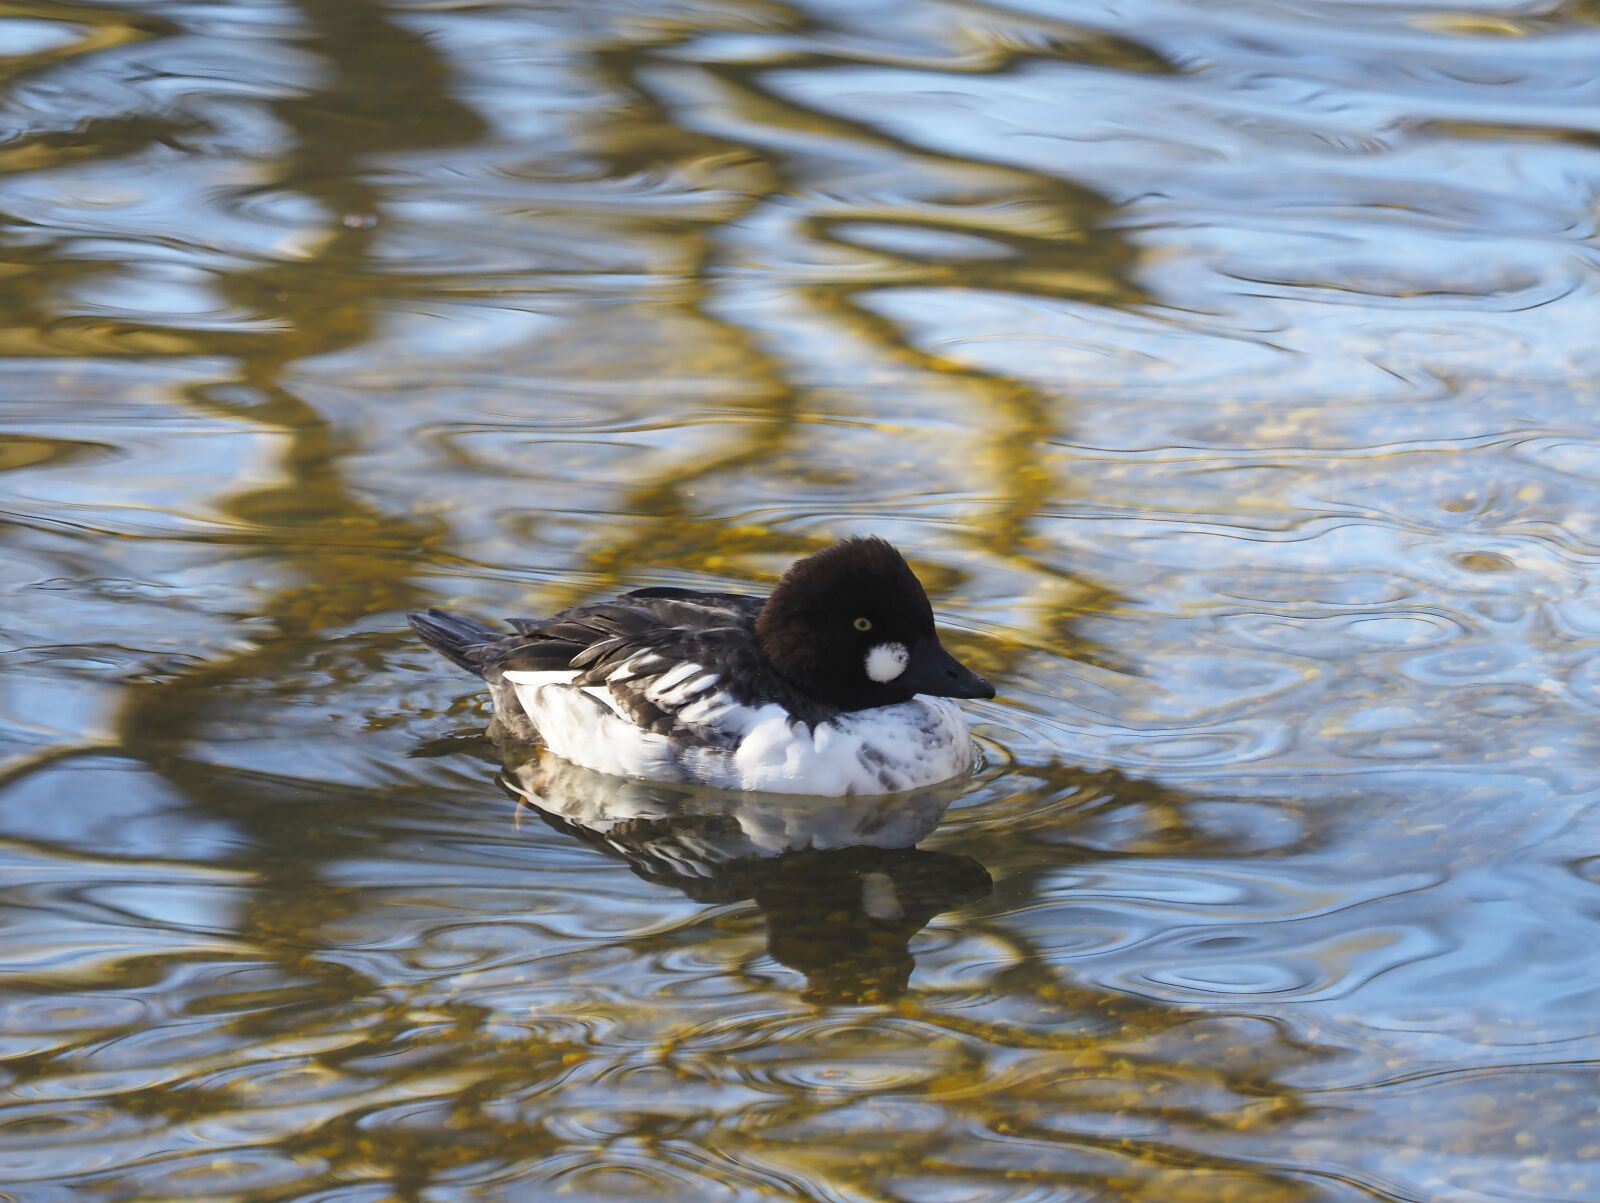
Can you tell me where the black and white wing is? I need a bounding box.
[489,588,805,745]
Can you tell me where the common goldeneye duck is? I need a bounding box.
[408,536,996,795]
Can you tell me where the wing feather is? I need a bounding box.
[481,589,803,743]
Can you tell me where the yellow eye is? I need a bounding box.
[853,617,873,632]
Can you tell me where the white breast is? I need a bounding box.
[501,668,976,796]
[705,698,973,795]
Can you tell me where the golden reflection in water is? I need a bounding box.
[502,744,994,1006]
[1,0,1600,1200]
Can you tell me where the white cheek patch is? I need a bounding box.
[865,642,909,684]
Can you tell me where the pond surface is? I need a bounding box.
[3,0,1600,1199]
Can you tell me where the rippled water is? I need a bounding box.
[3,0,1600,1198]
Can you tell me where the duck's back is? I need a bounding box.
[411,587,790,762]
[410,588,760,675]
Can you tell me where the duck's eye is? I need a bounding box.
[853,617,873,632]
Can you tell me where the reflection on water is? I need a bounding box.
[505,745,992,1004]
[3,0,1600,1198]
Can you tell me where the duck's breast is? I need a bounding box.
[721,698,974,796]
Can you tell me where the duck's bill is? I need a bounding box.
[902,638,996,700]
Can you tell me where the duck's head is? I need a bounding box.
[756,536,995,712]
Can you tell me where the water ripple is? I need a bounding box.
[3,0,1600,1198]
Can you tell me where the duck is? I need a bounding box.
[408,536,995,795]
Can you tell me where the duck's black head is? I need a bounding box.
[755,536,995,713]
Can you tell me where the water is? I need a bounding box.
[3,0,1599,1198]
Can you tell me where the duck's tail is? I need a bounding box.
[407,609,501,676]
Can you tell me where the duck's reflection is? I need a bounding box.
[501,745,991,1004]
